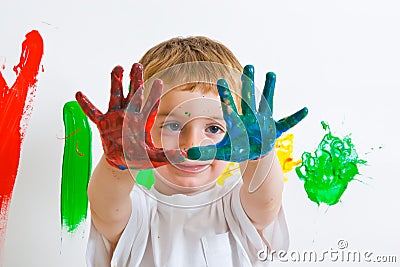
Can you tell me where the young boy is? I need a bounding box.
[76,36,307,266]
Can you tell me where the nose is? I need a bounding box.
[179,124,209,151]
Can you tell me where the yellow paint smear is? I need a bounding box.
[216,133,301,185]
[275,133,302,181]
[216,162,240,186]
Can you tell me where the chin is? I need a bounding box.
[165,164,216,187]
[154,161,229,190]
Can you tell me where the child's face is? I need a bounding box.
[151,85,229,191]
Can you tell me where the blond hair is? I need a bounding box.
[139,36,243,108]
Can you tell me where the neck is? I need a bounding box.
[153,172,216,196]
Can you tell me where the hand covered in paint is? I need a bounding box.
[76,63,185,170]
[187,65,308,162]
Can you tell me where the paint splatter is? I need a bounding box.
[184,111,191,117]
[216,162,240,186]
[135,162,240,189]
[0,30,43,250]
[275,133,302,182]
[0,57,5,70]
[295,121,366,205]
[136,169,155,189]
[61,101,92,233]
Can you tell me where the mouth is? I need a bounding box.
[173,163,210,173]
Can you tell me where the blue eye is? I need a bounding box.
[164,122,181,131]
[206,125,223,134]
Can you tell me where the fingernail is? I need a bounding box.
[243,65,254,80]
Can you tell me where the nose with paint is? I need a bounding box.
[174,121,216,172]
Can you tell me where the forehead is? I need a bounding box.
[142,61,242,107]
[156,86,224,119]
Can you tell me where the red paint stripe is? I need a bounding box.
[0,30,43,250]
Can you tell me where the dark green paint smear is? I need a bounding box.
[61,101,92,232]
[296,121,366,205]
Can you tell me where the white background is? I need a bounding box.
[1,0,399,266]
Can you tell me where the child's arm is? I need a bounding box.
[76,63,184,247]
[188,65,308,231]
[87,155,136,246]
[239,68,306,230]
[238,68,306,230]
[239,150,283,230]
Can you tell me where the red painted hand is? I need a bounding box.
[76,63,185,170]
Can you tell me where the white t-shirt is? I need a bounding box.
[86,171,289,267]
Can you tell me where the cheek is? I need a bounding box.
[150,126,162,147]
[210,160,231,180]
[215,133,225,143]
[207,133,225,145]
[151,125,181,149]
[158,129,180,149]
[161,137,177,149]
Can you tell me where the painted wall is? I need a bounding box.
[1,0,399,266]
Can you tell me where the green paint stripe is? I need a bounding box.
[61,101,92,233]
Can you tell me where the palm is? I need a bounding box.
[76,63,184,170]
[187,65,308,162]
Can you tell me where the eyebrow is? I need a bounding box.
[155,113,172,118]
[156,112,224,121]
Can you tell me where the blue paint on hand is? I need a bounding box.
[187,65,308,162]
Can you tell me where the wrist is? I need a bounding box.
[242,148,276,165]
[105,156,128,170]
[240,150,277,190]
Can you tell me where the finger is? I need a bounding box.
[187,132,235,161]
[187,144,219,161]
[148,147,186,166]
[217,79,239,126]
[188,141,247,162]
[259,72,276,114]
[130,87,144,113]
[221,115,251,162]
[275,107,308,138]
[142,79,163,117]
[143,79,163,144]
[144,123,156,148]
[125,63,144,107]
[75,91,103,124]
[108,66,124,112]
[241,65,257,116]
[187,131,232,160]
